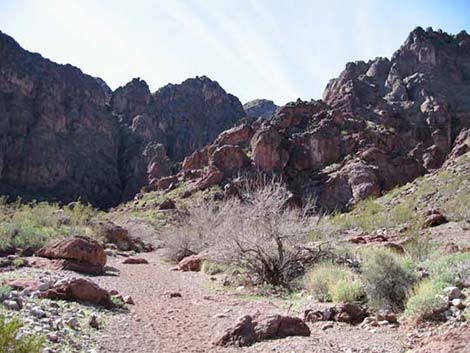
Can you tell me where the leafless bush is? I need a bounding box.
[159,182,336,285]
[159,202,223,262]
[208,183,326,286]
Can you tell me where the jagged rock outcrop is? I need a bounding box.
[243,99,278,119]
[153,28,470,210]
[0,31,245,206]
[111,76,246,200]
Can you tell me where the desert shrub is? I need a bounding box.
[306,263,364,303]
[0,285,12,300]
[0,200,97,252]
[331,278,365,303]
[404,280,447,322]
[160,202,223,262]
[426,252,470,287]
[111,296,126,309]
[360,248,416,310]
[201,260,226,275]
[212,183,324,286]
[160,183,329,286]
[0,316,44,353]
[402,231,434,262]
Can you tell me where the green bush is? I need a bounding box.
[0,285,12,299]
[360,248,416,310]
[201,260,226,275]
[426,252,470,286]
[404,280,447,322]
[0,200,97,252]
[306,263,364,303]
[0,316,44,353]
[330,278,365,303]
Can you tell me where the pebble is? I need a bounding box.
[89,313,100,329]
[124,295,135,304]
[451,298,465,310]
[65,317,80,330]
[47,332,59,343]
[31,306,47,318]
[3,299,21,310]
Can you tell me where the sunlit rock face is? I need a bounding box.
[155,28,470,211]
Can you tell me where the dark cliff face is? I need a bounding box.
[0,31,122,207]
[155,27,470,211]
[110,76,246,200]
[0,32,246,207]
[152,76,246,161]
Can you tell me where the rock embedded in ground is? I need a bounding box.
[304,303,368,325]
[158,198,177,210]
[177,254,204,272]
[444,287,462,300]
[122,257,149,265]
[39,278,113,309]
[215,314,310,347]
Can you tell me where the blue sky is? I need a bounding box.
[1,1,469,105]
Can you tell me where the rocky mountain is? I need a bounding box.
[0,31,122,208]
[243,99,278,119]
[0,31,245,207]
[153,27,470,211]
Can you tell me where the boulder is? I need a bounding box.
[214,314,310,347]
[39,278,113,309]
[254,315,311,340]
[36,236,106,274]
[214,315,257,347]
[304,303,367,325]
[250,126,289,172]
[214,124,254,146]
[423,210,447,228]
[177,254,204,272]
[210,145,250,175]
[159,198,176,210]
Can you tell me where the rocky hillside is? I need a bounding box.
[152,27,470,211]
[0,31,245,207]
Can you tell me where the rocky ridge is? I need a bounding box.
[0,31,245,207]
[152,27,470,211]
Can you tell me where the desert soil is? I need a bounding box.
[93,252,407,353]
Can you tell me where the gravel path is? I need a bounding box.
[94,252,407,353]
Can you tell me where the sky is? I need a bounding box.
[1,1,469,105]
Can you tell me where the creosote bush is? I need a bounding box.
[306,263,364,303]
[0,316,44,353]
[360,248,416,311]
[404,280,446,323]
[0,199,97,252]
[201,260,226,275]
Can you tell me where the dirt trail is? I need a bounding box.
[94,252,406,353]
